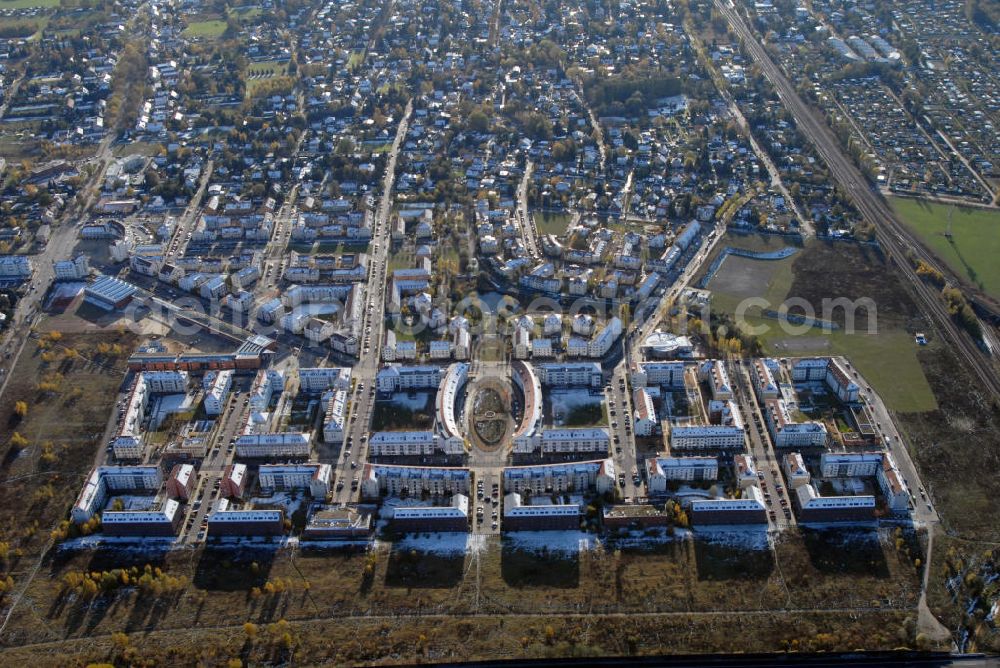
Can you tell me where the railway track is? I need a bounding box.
[716,0,1000,403]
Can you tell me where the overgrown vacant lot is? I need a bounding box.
[0,330,135,564]
[0,527,927,663]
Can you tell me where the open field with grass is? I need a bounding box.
[0,0,58,9]
[707,235,936,413]
[243,60,292,98]
[533,211,573,237]
[0,15,47,38]
[890,196,1000,300]
[182,18,227,39]
[0,527,929,663]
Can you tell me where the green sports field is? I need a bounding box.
[890,196,1000,299]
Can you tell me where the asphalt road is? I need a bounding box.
[332,99,413,504]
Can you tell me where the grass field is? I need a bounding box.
[706,235,936,413]
[347,51,365,70]
[0,0,58,8]
[533,211,573,237]
[0,15,47,39]
[890,196,1000,299]
[182,19,227,39]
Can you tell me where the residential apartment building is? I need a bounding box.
[391,494,470,533]
[258,464,332,498]
[249,369,284,412]
[763,398,828,448]
[631,361,686,389]
[72,465,163,523]
[298,367,352,393]
[220,463,248,499]
[360,464,471,499]
[102,497,183,536]
[503,493,581,531]
[322,389,347,443]
[536,362,603,387]
[165,463,196,501]
[368,430,465,456]
[690,486,767,525]
[819,452,881,478]
[376,364,443,393]
[502,459,615,495]
[207,498,284,536]
[751,359,780,400]
[669,425,745,451]
[202,370,233,416]
[783,452,811,488]
[647,457,718,493]
[794,484,876,523]
[235,432,311,459]
[633,388,657,436]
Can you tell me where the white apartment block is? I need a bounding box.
[826,359,861,403]
[701,360,733,400]
[763,398,828,448]
[437,363,468,443]
[298,367,351,393]
[249,369,284,412]
[536,362,603,387]
[646,457,718,492]
[588,317,622,357]
[361,464,471,499]
[752,359,780,400]
[783,452,811,488]
[631,362,686,389]
[203,370,233,416]
[878,452,909,512]
[669,425,745,450]
[633,388,657,436]
[53,255,90,281]
[531,338,553,358]
[733,453,757,489]
[513,427,610,454]
[235,432,311,459]
[322,389,347,443]
[430,340,453,360]
[258,464,332,498]
[820,451,882,478]
[0,255,32,278]
[144,370,189,393]
[368,430,464,456]
[792,358,829,382]
[73,465,163,523]
[376,364,443,393]
[792,357,863,404]
[502,459,615,495]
